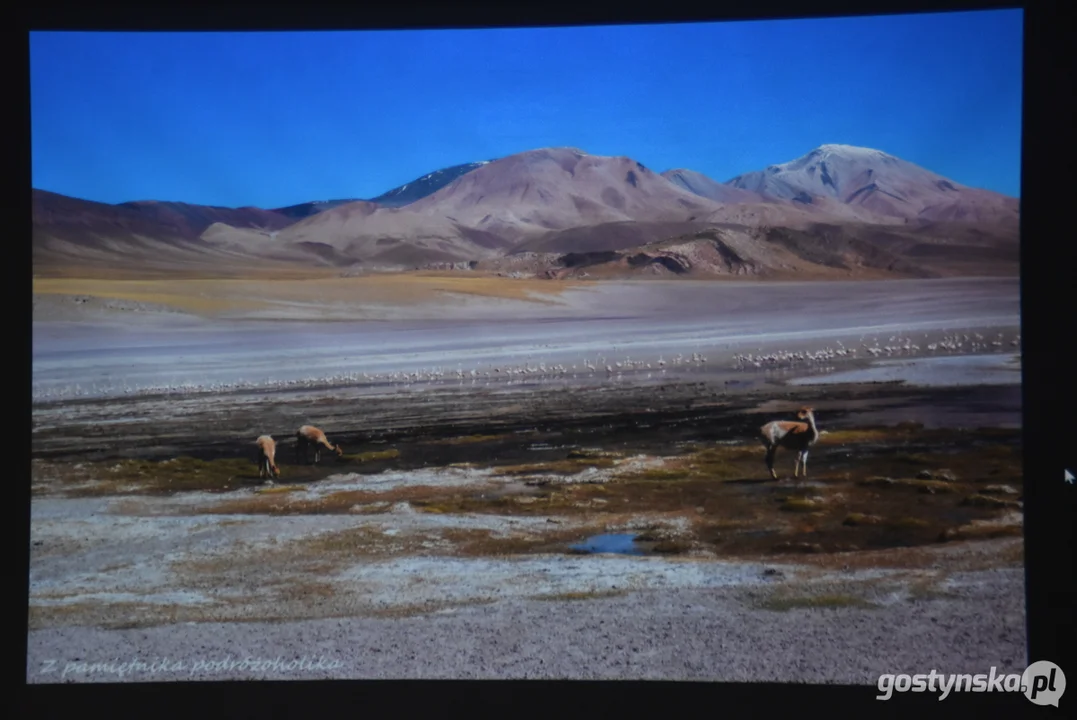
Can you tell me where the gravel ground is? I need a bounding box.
[27,561,1026,683]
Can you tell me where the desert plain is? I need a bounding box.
[28,270,1025,683]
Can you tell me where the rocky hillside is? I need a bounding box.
[32,144,1019,278]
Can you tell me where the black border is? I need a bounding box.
[16,0,1074,716]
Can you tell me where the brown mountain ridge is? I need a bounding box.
[32,144,1019,279]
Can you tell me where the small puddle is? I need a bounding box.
[569,533,647,555]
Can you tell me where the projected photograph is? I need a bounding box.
[29,9,1024,683]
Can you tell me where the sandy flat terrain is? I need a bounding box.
[28,275,1026,684]
[29,556,1024,683]
[32,277,1019,401]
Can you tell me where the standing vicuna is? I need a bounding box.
[296,424,344,465]
[759,406,821,480]
[255,435,280,481]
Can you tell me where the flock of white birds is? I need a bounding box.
[31,330,1020,403]
[732,332,1019,370]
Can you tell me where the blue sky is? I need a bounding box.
[30,9,1023,208]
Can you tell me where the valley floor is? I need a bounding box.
[27,275,1026,683]
[32,275,1019,402]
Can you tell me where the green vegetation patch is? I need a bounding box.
[56,456,261,496]
[758,593,878,612]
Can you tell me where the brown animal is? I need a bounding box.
[296,424,343,465]
[255,435,280,481]
[759,406,820,480]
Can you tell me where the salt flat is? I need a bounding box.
[32,277,1019,401]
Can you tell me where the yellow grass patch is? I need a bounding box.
[757,593,878,611]
[779,496,823,512]
[254,484,306,494]
[340,449,401,463]
[202,485,441,516]
[34,272,579,317]
[529,589,627,602]
[939,521,1024,542]
[820,429,899,444]
[46,456,259,497]
[428,434,507,445]
[493,457,617,476]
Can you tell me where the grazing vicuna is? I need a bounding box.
[296,424,343,465]
[255,435,280,481]
[759,406,820,480]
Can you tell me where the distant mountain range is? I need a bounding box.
[726,144,1019,225]
[270,160,494,219]
[32,144,1020,279]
